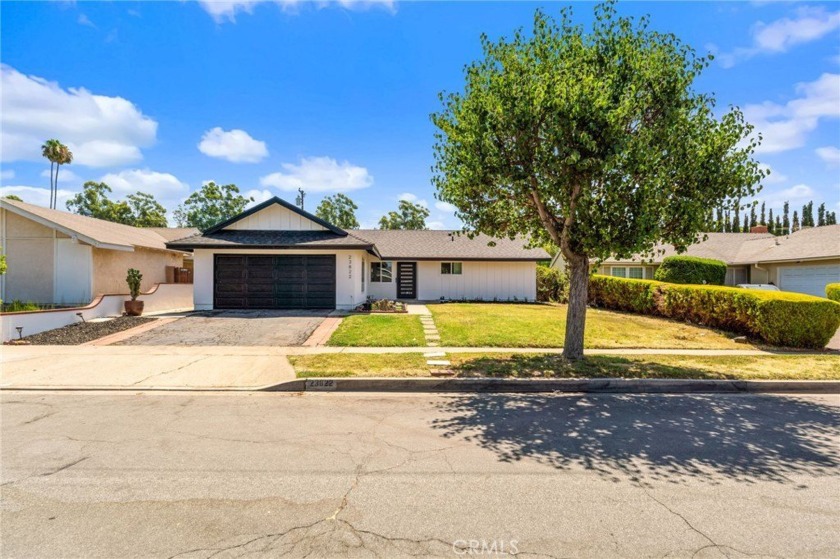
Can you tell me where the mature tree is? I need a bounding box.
[828,211,837,226]
[768,208,774,234]
[817,202,826,227]
[126,192,168,227]
[749,204,757,230]
[378,200,430,230]
[316,193,360,229]
[774,215,782,234]
[802,201,814,227]
[782,201,790,235]
[2,195,22,202]
[760,202,766,226]
[66,182,167,226]
[732,206,741,235]
[42,139,73,210]
[431,4,763,360]
[792,210,800,232]
[173,182,253,231]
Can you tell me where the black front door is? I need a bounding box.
[396,262,417,299]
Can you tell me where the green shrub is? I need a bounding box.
[588,275,840,349]
[126,268,143,300]
[1,299,41,313]
[827,283,840,302]
[537,266,569,303]
[589,275,658,314]
[654,255,727,285]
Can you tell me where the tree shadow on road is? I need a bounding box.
[430,393,840,484]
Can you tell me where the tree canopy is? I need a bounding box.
[378,200,430,230]
[431,3,764,359]
[173,182,253,231]
[316,193,360,229]
[41,139,73,210]
[66,182,168,228]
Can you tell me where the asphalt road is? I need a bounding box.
[2,392,839,558]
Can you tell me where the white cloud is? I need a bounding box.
[197,0,394,22]
[744,73,840,153]
[0,169,14,181]
[1,65,158,167]
[98,169,189,208]
[243,188,274,206]
[718,7,840,67]
[759,183,815,206]
[260,156,373,192]
[816,146,840,167]
[0,186,74,208]
[198,127,268,163]
[427,221,446,230]
[77,14,96,28]
[758,163,787,185]
[435,200,457,213]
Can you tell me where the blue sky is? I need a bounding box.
[1,0,838,228]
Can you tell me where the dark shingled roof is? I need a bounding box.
[352,230,548,260]
[167,228,549,260]
[166,230,377,250]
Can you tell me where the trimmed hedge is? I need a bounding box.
[589,275,840,349]
[827,283,840,302]
[537,266,569,303]
[654,256,727,285]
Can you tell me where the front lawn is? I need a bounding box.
[430,303,750,349]
[327,314,426,347]
[289,352,840,380]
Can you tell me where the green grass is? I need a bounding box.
[429,303,752,349]
[327,314,426,347]
[290,353,429,377]
[290,352,840,380]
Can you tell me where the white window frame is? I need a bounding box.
[361,258,366,292]
[371,261,393,283]
[611,266,646,279]
[441,262,463,275]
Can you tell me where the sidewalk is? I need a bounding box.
[1,344,830,391]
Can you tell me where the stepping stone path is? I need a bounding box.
[419,311,454,376]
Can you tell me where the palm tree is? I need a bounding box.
[41,139,73,209]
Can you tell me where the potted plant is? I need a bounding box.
[124,268,144,316]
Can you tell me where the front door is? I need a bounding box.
[396,262,417,299]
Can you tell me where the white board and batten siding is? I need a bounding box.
[224,205,328,231]
[367,260,537,302]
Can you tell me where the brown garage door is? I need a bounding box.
[214,255,336,309]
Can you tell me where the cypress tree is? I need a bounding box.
[760,202,766,225]
[782,201,790,235]
[768,208,775,234]
[818,203,826,226]
[792,210,800,232]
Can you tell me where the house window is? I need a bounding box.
[612,266,645,279]
[371,261,393,283]
[441,262,463,275]
[362,258,366,292]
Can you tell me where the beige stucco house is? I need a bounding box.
[0,199,197,305]
[167,197,548,310]
[553,226,840,297]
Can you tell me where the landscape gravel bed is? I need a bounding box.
[10,317,155,345]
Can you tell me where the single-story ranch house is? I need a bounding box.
[0,198,196,305]
[167,197,549,310]
[553,226,840,297]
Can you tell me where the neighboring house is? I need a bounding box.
[0,199,197,305]
[553,226,840,297]
[167,197,549,310]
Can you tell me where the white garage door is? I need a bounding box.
[778,264,840,297]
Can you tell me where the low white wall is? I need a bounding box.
[0,283,193,341]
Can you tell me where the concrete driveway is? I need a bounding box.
[2,392,838,558]
[117,309,330,346]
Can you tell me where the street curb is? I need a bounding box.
[264,378,840,394]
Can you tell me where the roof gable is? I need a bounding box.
[205,197,347,235]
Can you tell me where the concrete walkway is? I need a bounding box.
[1,346,295,390]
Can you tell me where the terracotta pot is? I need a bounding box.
[124,300,144,316]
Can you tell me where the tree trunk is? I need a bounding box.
[49,162,55,209]
[53,164,60,209]
[563,255,589,361]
